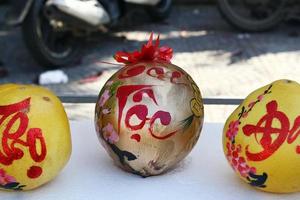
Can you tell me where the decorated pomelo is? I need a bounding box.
[0,84,71,190]
[95,34,204,177]
[223,79,300,193]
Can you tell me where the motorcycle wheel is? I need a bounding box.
[0,0,8,5]
[147,0,172,21]
[217,0,287,32]
[22,0,81,68]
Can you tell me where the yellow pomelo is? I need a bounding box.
[223,79,300,193]
[0,84,71,190]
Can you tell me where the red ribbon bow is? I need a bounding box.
[114,33,173,64]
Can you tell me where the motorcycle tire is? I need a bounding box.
[0,0,8,5]
[147,0,172,22]
[22,0,81,68]
[217,0,287,32]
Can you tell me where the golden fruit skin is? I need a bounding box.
[95,62,204,177]
[223,80,300,193]
[0,84,71,190]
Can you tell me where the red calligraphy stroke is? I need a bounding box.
[287,116,300,145]
[243,101,291,161]
[27,166,43,179]
[116,85,157,134]
[0,98,30,121]
[116,85,177,140]
[149,111,176,140]
[170,71,183,84]
[146,66,185,85]
[0,98,47,179]
[131,134,141,142]
[116,61,185,85]
[147,67,165,80]
[125,105,149,131]
[118,65,146,79]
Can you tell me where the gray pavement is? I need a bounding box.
[0,4,299,122]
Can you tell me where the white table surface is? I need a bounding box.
[1,121,300,200]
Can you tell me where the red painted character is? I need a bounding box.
[116,85,177,141]
[118,64,184,84]
[243,100,300,161]
[0,98,46,178]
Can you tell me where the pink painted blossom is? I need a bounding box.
[248,101,255,109]
[257,94,264,101]
[242,112,248,118]
[98,90,110,107]
[0,169,16,185]
[106,81,114,86]
[102,123,119,144]
[226,143,257,178]
[102,108,111,115]
[226,120,239,141]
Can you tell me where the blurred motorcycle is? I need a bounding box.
[217,0,300,32]
[5,0,172,67]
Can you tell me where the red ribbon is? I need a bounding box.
[114,33,173,64]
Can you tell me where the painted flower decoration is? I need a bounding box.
[114,33,173,64]
[0,169,16,186]
[226,143,256,178]
[226,120,239,141]
[248,102,256,109]
[99,89,110,107]
[223,85,273,189]
[257,94,264,101]
[102,108,111,115]
[102,123,119,144]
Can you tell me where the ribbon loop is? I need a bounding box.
[114,33,173,64]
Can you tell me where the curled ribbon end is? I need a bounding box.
[114,32,173,65]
